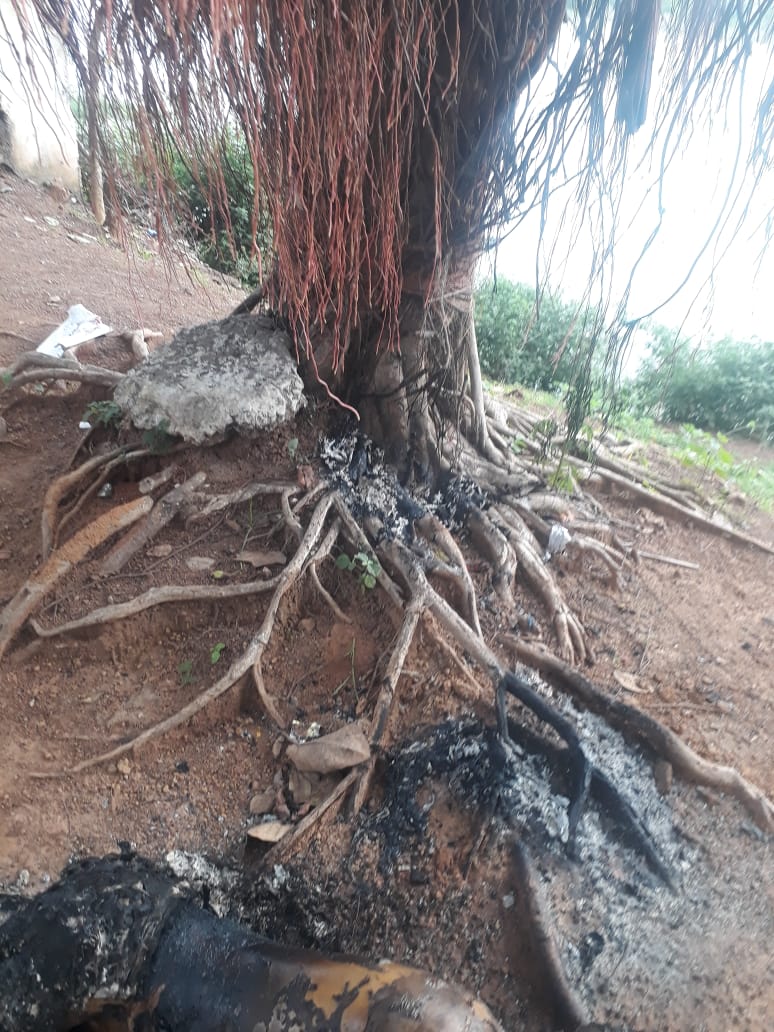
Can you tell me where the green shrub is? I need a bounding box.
[630,327,774,442]
[474,278,602,390]
[171,131,271,286]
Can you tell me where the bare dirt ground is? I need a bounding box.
[1,173,773,1030]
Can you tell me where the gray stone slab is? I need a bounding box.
[115,315,304,443]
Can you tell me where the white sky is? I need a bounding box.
[491,24,774,345]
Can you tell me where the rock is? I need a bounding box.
[248,789,275,816]
[185,556,215,571]
[148,544,173,558]
[116,757,131,776]
[114,315,305,444]
[43,215,59,227]
[286,722,370,775]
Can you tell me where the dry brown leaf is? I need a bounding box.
[246,820,290,843]
[286,722,370,774]
[613,670,652,695]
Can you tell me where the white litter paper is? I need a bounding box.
[36,304,112,358]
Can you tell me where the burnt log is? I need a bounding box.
[0,855,501,1031]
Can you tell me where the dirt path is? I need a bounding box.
[1,176,773,1031]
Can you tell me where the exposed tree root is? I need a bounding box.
[417,512,482,636]
[488,504,590,664]
[564,533,624,589]
[509,839,589,1031]
[351,599,424,813]
[41,447,129,558]
[0,497,152,662]
[99,473,207,575]
[29,492,335,777]
[0,351,125,390]
[506,638,774,833]
[467,509,518,608]
[55,448,153,548]
[181,480,300,524]
[574,461,774,557]
[30,577,283,638]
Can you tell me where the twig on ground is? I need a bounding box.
[637,549,700,570]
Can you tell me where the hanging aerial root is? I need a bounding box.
[29,492,335,778]
[506,638,774,834]
[0,497,152,663]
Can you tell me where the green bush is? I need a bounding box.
[630,327,774,442]
[474,278,601,390]
[171,131,271,286]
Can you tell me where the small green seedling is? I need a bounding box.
[82,400,123,430]
[1,371,12,388]
[336,550,380,590]
[210,642,226,664]
[178,659,194,685]
[287,436,299,460]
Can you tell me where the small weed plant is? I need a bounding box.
[336,550,380,590]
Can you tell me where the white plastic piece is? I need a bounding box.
[36,303,112,358]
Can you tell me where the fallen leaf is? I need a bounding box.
[236,549,286,568]
[247,820,290,843]
[286,722,370,775]
[288,768,314,804]
[116,757,132,776]
[613,670,651,695]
